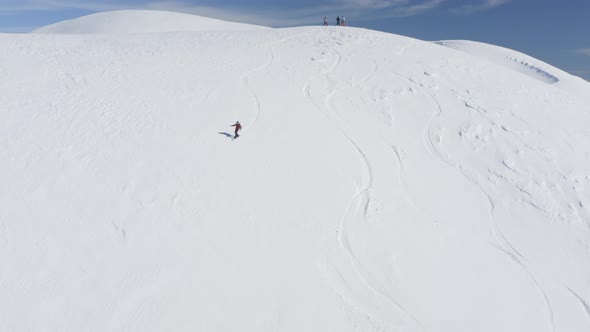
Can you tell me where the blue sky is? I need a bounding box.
[1,0,588,80]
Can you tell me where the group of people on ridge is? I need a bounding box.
[323,16,346,26]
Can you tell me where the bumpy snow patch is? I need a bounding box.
[32,10,268,34]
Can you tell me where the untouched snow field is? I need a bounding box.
[1,10,590,331]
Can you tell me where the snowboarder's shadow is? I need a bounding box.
[218,132,234,139]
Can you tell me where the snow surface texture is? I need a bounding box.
[2,10,590,332]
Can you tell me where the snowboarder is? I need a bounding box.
[231,121,242,139]
[336,16,341,26]
[341,16,346,26]
[323,16,328,26]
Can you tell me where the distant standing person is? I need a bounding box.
[323,16,328,26]
[341,16,346,26]
[336,16,341,26]
[231,121,242,139]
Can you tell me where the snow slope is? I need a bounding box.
[435,40,589,95]
[1,10,590,332]
[32,10,267,34]
[435,40,562,84]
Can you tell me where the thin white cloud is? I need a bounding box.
[42,0,131,11]
[451,0,511,15]
[326,0,446,14]
[574,48,590,57]
[332,0,409,10]
[159,0,446,25]
[393,0,445,17]
[0,0,132,13]
[0,0,446,28]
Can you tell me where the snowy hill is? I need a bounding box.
[2,10,590,332]
[435,40,590,94]
[32,10,267,34]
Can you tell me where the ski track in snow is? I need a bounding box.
[302,30,420,326]
[241,29,318,132]
[452,88,583,225]
[565,286,590,322]
[400,70,557,332]
[356,59,379,87]
[430,95,556,332]
[390,144,419,211]
[352,36,419,213]
[446,91,560,332]
[424,87,527,262]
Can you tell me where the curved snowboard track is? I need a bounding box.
[302,30,420,326]
[241,29,318,132]
[565,286,590,322]
[411,74,556,332]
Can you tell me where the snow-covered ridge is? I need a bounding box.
[32,10,268,34]
[435,40,565,84]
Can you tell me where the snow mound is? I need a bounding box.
[32,10,268,34]
[436,40,563,84]
[2,23,590,331]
